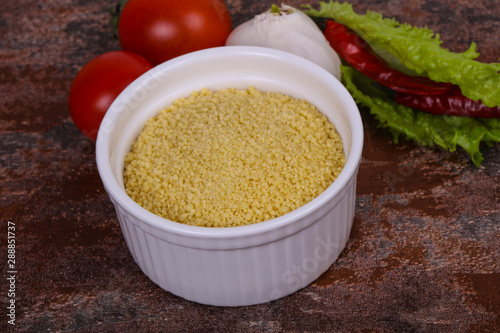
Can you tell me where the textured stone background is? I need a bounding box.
[1,0,499,332]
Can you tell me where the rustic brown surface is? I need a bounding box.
[1,0,499,332]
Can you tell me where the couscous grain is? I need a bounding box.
[123,87,346,227]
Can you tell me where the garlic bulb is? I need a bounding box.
[226,4,342,80]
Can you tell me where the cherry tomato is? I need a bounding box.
[118,0,232,65]
[69,51,153,141]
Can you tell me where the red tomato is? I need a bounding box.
[118,0,232,65]
[69,51,153,141]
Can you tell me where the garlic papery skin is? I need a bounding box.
[226,4,342,80]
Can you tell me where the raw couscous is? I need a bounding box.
[123,86,346,227]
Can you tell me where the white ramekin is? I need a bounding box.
[96,46,363,306]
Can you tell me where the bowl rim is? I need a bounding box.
[95,46,363,243]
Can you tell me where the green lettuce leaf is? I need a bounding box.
[303,1,500,108]
[341,65,500,166]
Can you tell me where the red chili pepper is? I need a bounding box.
[395,86,500,118]
[324,20,453,96]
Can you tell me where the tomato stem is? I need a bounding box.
[108,0,128,39]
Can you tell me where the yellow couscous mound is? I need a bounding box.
[123,87,346,227]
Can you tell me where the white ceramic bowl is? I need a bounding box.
[96,46,363,306]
